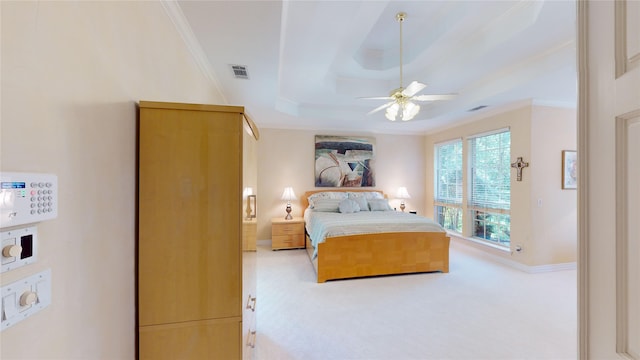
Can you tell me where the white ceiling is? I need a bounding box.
[174,0,577,135]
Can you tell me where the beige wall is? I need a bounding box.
[255,128,427,240]
[1,2,223,358]
[425,103,577,266]
[530,105,577,265]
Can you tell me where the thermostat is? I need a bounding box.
[0,172,58,229]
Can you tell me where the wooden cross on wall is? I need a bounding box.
[511,157,529,181]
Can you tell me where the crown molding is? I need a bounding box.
[160,0,227,103]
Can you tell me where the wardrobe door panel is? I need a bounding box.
[139,319,241,360]
[139,107,242,326]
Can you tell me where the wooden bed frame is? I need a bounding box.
[302,189,450,283]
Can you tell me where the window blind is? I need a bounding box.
[434,139,463,205]
[469,130,511,210]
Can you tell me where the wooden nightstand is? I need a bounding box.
[271,217,305,250]
[242,219,257,251]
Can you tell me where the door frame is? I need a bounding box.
[576,1,588,358]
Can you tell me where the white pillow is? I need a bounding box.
[368,198,392,211]
[312,199,342,212]
[354,191,384,200]
[308,192,348,208]
[348,193,369,211]
[338,199,360,214]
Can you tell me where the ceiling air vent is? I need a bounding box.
[230,65,249,80]
[468,105,488,112]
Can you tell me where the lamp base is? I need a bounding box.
[245,198,252,220]
[285,204,292,220]
[400,202,406,212]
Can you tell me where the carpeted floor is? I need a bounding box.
[254,242,577,360]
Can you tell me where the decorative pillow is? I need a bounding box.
[348,193,369,211]
[308,192,348,208]
[368,198,392,211]
[312,199,342,212]
[338,199,360,214]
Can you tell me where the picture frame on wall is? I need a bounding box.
[246,194,256,219]
[562,150,577,189]
[314,135,376,187]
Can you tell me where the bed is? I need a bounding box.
[302,189,450,283]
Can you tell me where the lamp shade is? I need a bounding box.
[281,187,297,202]
[402,102,420,121]
[396,187,411,199]
[243,187,254,197]
[385,103,400,121]
[385,102,420,122]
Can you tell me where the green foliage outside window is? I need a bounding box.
[436,205,462,232]
[470,132,511,210]
[472,210,510,246]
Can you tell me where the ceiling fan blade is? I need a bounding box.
[359,96,394,100]
[402,81,426,97]
[367,101,396,115]
[412,94,457,101]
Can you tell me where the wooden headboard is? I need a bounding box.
[301,189,385,209]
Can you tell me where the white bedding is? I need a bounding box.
[304,209,445,258]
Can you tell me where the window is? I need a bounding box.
[435,205,463,233]
[434,140,463,232]
[469,130,511,246]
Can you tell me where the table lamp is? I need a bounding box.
[281,187,297,220]
[396,187,411,212]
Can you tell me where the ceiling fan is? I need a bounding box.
[364,12,455,121]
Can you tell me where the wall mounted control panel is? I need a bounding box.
[1,227,37,274]
[1,268,51,331]
[0,173,58,229]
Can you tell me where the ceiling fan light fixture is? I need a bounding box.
[385,100,420,121]
[403,102,420,121]
[363,12,455,121]
[385,103,400,121]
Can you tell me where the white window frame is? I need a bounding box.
[434,138,463,233]
[467,129,511,247]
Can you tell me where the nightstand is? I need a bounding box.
[271,217,305,250]
[242,219,257,251]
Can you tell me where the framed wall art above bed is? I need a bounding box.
[314,135,375,187]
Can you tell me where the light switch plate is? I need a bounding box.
[1,227,38,273]
[1,268,51,331]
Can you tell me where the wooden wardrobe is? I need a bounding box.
[137,101,258,359]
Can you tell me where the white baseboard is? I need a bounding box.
[450,235,577,273]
